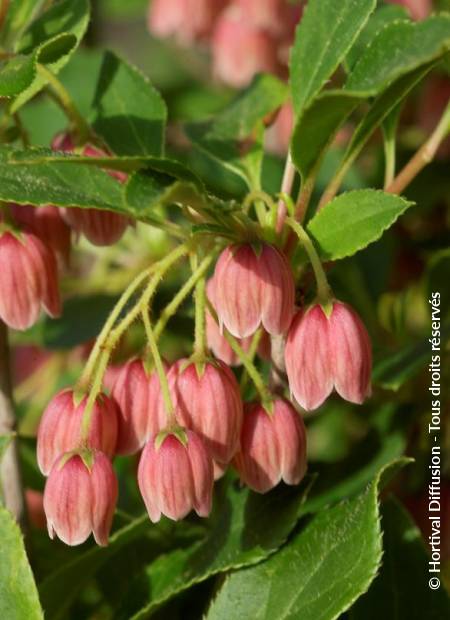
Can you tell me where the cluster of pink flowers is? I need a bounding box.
[36,239,371,546]
[148,0,301,89]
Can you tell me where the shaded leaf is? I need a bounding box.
[350,499,450,619]
[0,0,46,49]
[90,51,167,157]
[307,190,414,260]
[206,460,407,620]
[290,0,376,114]
[0,506,43,620]
[130,476,312,619]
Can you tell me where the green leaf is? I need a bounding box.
[186,74,288,189]
[0,146,125,215]
[290,90,364,179]
[130,476,312,619]
[0,0,46,49]
[349,498,450,619]
[90,51,167,157]
[206,461,406,620]
[0,506,44,620]
[345,4,410,72]
[307,189,414,260]
[290,0,376,115]
[38,515,150,620]
[346,15,450,93]
[10,0,90,112]
[373,323,450,391]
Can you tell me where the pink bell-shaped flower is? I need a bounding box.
[205,277,271,366]
[111,358,165,455]
[234,399,307,493]
[51,132,128,246]
[44,450,117,546]
[37,389,118,475]
[9,203,71,267]
[138,429,213,522]
[213,243,295,338]
[148,0,225,45]
[0,231,61,330]
[212,6,279,88]
[285,302,372,411]
[166,358,243,465]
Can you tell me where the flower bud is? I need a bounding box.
[285,302,372,411]
[0,231,61,330]
[206,277,271,365]
[44,451,117,546]
[234,399,307,493]
[9,203,71,267]
[51,132,128,246]
[212,6,279,88]
[138,429,213,522]
[167,359,243,464]
[111,359,165,455]
[213,243,295,338]
[148,0,225,45]
[37,389,118,475]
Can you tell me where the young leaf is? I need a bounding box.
[290,0,376,115]
[290,90,364,179]
[344,4,409,72]
[205,460,406,620]
[346,15,450,93]
[10,0,90,111]
[185,73,288,190]
[129,477,312,620]
[349,499,450,619]
[90,51,167,157]
[307,190,414,260]
[0,507,44,620]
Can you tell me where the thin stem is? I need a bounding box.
[193,270,207,359]
[317,162,349,211]
[154,254,214,341]
[206,301,272,406]
[276,153,296,233]
[294,175,315,223]
[79,268,153,388]
[387,99,450,195]
[0,321,25,528]
[80,349,109,442]
[239,328,263,392]
[37,64,91,143]
[242,190,275,227]
[383,132,396,189]
[141,310,174,421]
[286,217,332,304]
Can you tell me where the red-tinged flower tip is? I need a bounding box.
[44,451,118,546]
[138,429,213,522]
[213,243,295,338]
[234,399,307,494]
[206,277,271,366]
[37,389,118,475]
[212,6,279,88]
[9,204,71,267]
[61,207,129,247]
[111,358,166,455]
[51,131,128,246]
[148,0,226,45]
[0,231,61,331]
[285,302,372,411]
[167,358,243,465]
[386,0,432,20]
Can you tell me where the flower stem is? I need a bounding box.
[386,99,450,195]
[193,271,207,359]
[153,253,214,342]
[141,310,174,422]
[286,217,332,305]
[206,301,272,406]
[276,153,296,233]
